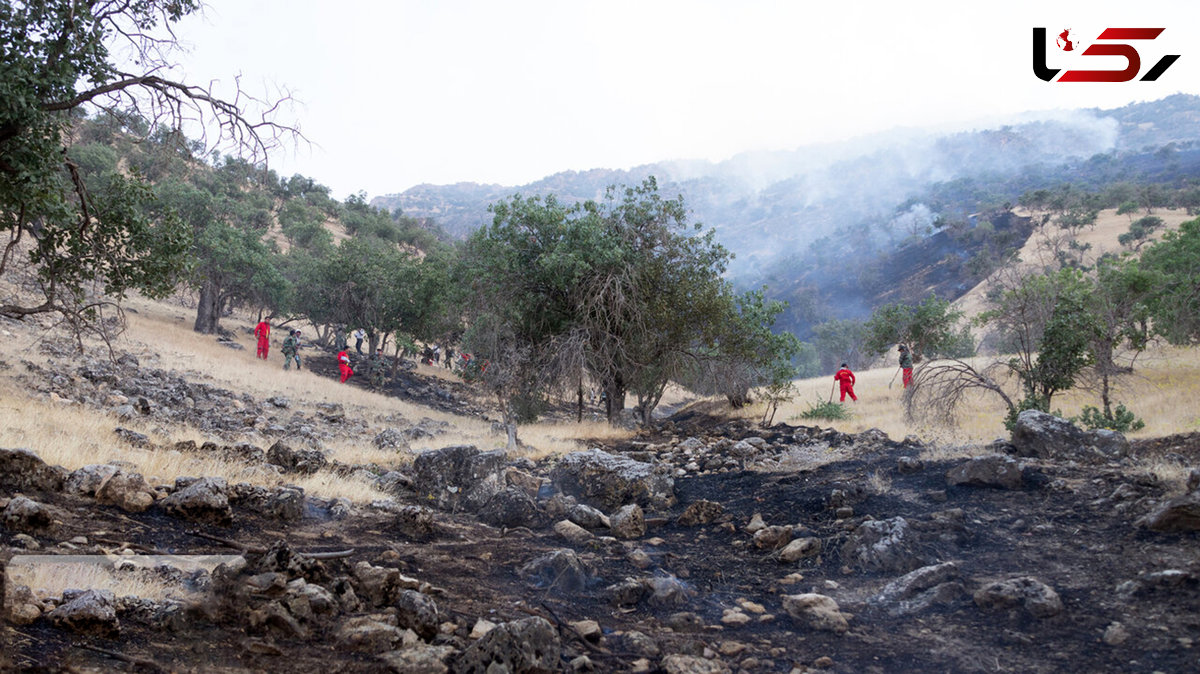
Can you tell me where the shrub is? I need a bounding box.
[1077,404,1145,433]
[795,398,852,421]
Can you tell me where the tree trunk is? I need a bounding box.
[497,392,518,451]
[1101,371,1112,420]
[577,380,584,423]
[605,373,626,423]
[193,279,221,334]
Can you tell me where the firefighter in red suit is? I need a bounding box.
[338,350,354,383]
[254,320,271,359]
[834,363,857,402]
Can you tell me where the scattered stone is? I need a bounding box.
[47,589,119,636]
[778,537,821,563]
[1104,621,1130,646]
[721,609,751,626]
[266,440,327,474]
[973,577,1063,618]
[454,616,561,673]
[569,619,602,642]
[554,519,594,544]
[618,630,660,658]
[753,525,792,550]
[896,456,924,474]
[94,470,156,512]
[1138,492,1200,532]
[567,503,610,529]
[661,653,731,674]
[813,656,835,668]
[378,645,455,674]
[677,499,724,526]
[3,495,52,531]
[518,549,593,591]
[337,615,404,654]
[946,454,1023,490]
[841,517,920,573]
[470,618,497,639]
[394,589,439,641]
[372,428,410,450]
[161,477,232,525]
[627,548,653,569]
[782,593,851,634]
[0,447,68,492]
[745,513,766,534]
[551,448,675,509]
[477,486,543,528]
[610,503,646,539]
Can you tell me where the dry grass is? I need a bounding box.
[5,556,216,602]
[865,469,892,495]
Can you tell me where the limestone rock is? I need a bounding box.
[554,519,594,544]
[266,440,328,474]
[677,499,724,526]
[752,525,792,550]
[841,517,920,573]
[518,549,593,591]
[610,504,646,539]
[551,448,675,510]
[973,576,1063,618]
[1011,410,1128,462]
[567,503,610,529]
[1138,492,1200,532]
[662,654,732,674]
[454,616,560,673]
[94,470,156,512]
[161,477,232,525]
[0,447,67,492]
[411,445,507,512]
[778,537,821,563]
[3,495,52,532]
[946,454,1023,490]
[477,486,543,528]
[379,645,455,673]
[48,589,119,636]
[394,589,439,641]
[337,616,403,654]
[782,593,851,633]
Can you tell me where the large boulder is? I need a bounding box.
[160,477,232,525]
[411,445,507,512]
[551,449,675,510]
[3,495,52,532]
[1011,410,1129,462]
[946,454,1023,489]
[455,616,561,673]
[394,589,439,641]
[610,504,646,539]
[0,448,67,492]
[869,561,964,616]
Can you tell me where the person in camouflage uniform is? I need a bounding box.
[334,325,348,352]
[361,353,387,389]
[282,330,302,370]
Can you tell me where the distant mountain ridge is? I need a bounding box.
[373,94,1200,280]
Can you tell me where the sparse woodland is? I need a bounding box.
[2,2,1200,672]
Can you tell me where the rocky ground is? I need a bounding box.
[2,346,1200,673]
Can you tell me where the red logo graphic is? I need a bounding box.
[1033,27,1180,82]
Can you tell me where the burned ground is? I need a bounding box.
[2,355,1199,673]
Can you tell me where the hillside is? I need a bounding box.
[2,292,1199,672]
[373,95,1200,276]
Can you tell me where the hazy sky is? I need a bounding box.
[169,0,1200,198]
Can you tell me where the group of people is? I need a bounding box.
[830,344,915,403]
[255,320,307,370]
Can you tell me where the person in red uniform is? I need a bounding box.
[337,349,354,383]
[899,344,914,389]
[254,320,271,360]
[834,363,857,402]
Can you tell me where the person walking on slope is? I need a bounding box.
[834,363,857,402]
[282,330,302,370]
[337,349,354,383]
[254,320,271,360]
[898,344,914,389]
